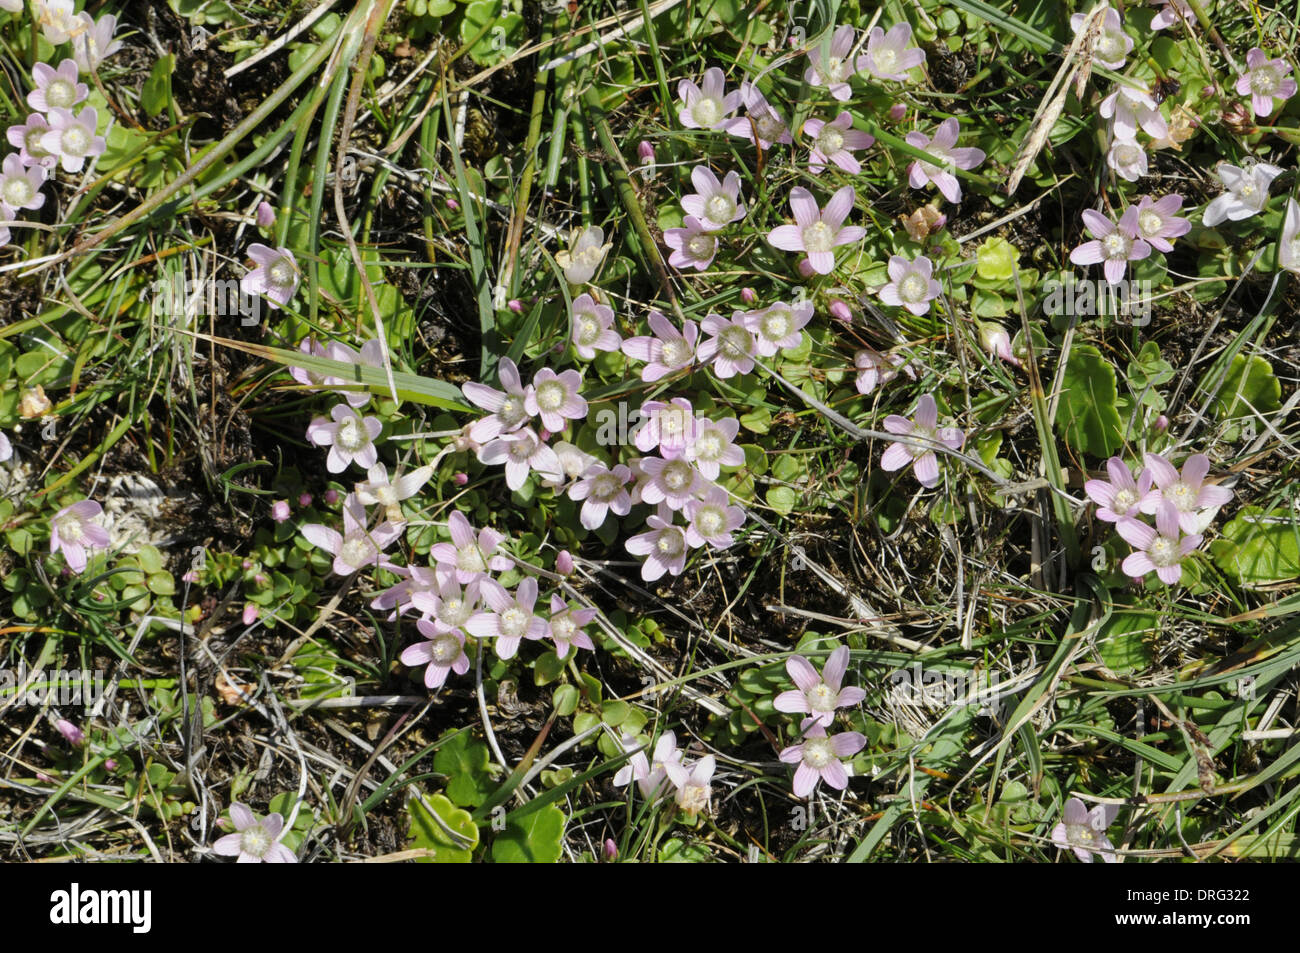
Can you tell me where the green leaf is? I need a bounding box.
[766,486,797,515]
[658,836,712,862]
[1096,608,1157,674]
[553,683,579,717]
[433,730,493,807]
[1207,355,1281,430]
[975,237,1018,281]
[1058,344,1123,457]
[406,793,479,862]
[1213,510,1300,584]
[491,804,564,863]
[142,54,175,118]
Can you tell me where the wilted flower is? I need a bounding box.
[697,312,758,378]
[638,140,655,166]
[34,0,79,45]
[570,294,621,360]
[680,165,746,231]
[478,427,563,491]
[306,404,382,473]
[1118,501,1202,585]
[878,254,941,316]
[1070,5,1133,70]
[1202,161,1283,226]
[804,111,875,174]
[664,215,719,271]
[466,576,548,660]
[20,385,52,418]
[568,462,634,530]
[905,118,985,204]
[300,496,401,576]
[857,23,926,81]
[677,67,742,130]
[773,646,866,728]
[1052,797,1120,863]
[1140,452,1233,533]
[28,59,87,113]
[555,225,611,285]
[766,185,864,275]
[50,500,110,573]
[212,803,297,864]
[240,243,300,309]
[1084,456,1155,523]
[1107,138,1148,182]
[8,113,58,169]
[804,25,858,101]
[684,484,745,549]
[462,357,534,443]
[880,394,965,488]
[664,754,716,817]
[1068,207,1150,286]
[1236,48,1297,117]
[740,300,813,356]
[899,203,947,242]
[401,618,470,689]
[1132,194,1191,252]
[722,82,793,149]
[780,723,867,798]
[621,311,697,381]
[70,13,124,74]
[38,106,101,174]
[546,593,596,659]
[626,504,689,580]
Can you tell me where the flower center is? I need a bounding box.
[3,176,33,208]
[761,310,791,340]
[500,607,529,639]
[240,827,272,858]
[695,431,722,461]
[874,48,898,72]
[56,515,85,543]
[1097,32,1123,60]
[1066,822,1095,845]
[576,317,600,346]
[498,395,527,428]
[456,545,485,574]
[825,56,848,82]
[705,193,735,223]
[719,325,752,360]
[686,233,717,259]
[802,220,834,253]
[535,380,566,412]
[61,125,89,156]
[1102,232,1131,260]
[431,633,461,664]
[1115,143,1143,165]
[1138,210,1162,237]
[659,409,686,437]
[661,460,694,492]
[340,536,375,567]
[1240,182,1256,198]
[1149,536,1179,567]
[336,417,366,451]
[655,529,685,558]
[592,472,622,501]
[679,782,710,814]
[441,596,471,626]
[551,616,576,642]
[899,273,928,303]
[25,127,50,157]
[802,737,835,769]
[807,682,837,711]
[46,78,77,109]
[267,258,296,287]
[1167,482,1196,511]
[1250,67,1280,96]
[817,126,845,154]
[692,97,722,127]
[755,115,784,141]
[695,505,725,537]
[1112,488,1138,513]
[660,338,687,367]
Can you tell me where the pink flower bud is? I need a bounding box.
[602,838,618,861]
[538,428,553,442]
[242,604,259,626]
[446,198,460,210]
[182,570,199,583]
[638,140,655,164]
[979,322,1022,368]
[271,500,291,523]
[104,759,117,771]
[254,573,268,586]
[556,550,574,574]
[298,492,313,507]
[256,201,275,228]
[453,472,468,486]
[1154,414,1169,432]
[740,287,757,304]
[797,258,815,278]
[324,489,340,505]
[242,559,253,570]
[829,299,853,323]
[508,299,523,313]
[889,103,907,122]
[55,718,84,745]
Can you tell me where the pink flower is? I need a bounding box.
[7,113,58,169]
[1068,207,1151,286]
[857,23,926,81]
[479,427,563,492]
[1236,48,1297,118]
[638,456,704,511]
[803,111,875,174]
[1107,138,1147,182]
[326,339,386,408]
[1132,194,1191,252]
[525,368,587,433]
[466,576,548,659]
[69,12,123,74]
[462,357,534,443]
[28,59,87,113]
[680,165,746,231]
[635,397,695,459]
[271,500,291,523]
[853,348,911,396]
[878,254,941,316]
[880,394,965,488]
[663,754,715,816]
[773,646,866,728]
[212,803,297,863]
[568,462,633,530]
[306,403,382,473]
[626,504,689,580]
[683,416,743,480]
[664,215,719,271]
[240,243,300,309]
[804,25,858,101]
[1118,501,1202,585]
[1150,0,1193,31]
[1070,6,1133,70]
[697,312,758,378]
[0,153,46,218]
[429,511,513,583]
[780,723,867,798]
[50,500,110,572]
[684,484,745,549]
[287,338,332,389]
[1099,83,1168,140]
[740,300,812,356]
[677,67,743,130]
[1085,457,1155,523]
[905,118,985,204]
[721,82,793,149]
[546,593,596,659]
[570,294,621,359]
[409,577,482,633]
[1139,452,1233,533]
[1052,797,1121,863]
[55,718,84,745]
[300,497,402,576]
[0,431,12,463]
[614,730,682,799]
[621,311,698,381]
[401,618,471,689]
[767,185,864,275]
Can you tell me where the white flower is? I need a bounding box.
[1202,161,1283,226]
[1280,197,1300,275]
[555,225,611,285]
[1107,138,1148,182]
